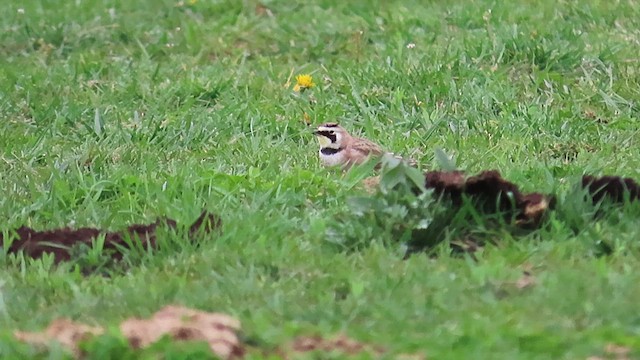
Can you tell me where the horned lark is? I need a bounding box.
[313,122,412,169]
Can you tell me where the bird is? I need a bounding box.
[313,122,413,170]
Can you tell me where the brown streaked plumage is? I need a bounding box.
[313,123,386,169]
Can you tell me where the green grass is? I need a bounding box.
[1,0,640,358]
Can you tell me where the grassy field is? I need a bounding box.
[1,0,640,358]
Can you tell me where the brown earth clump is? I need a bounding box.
[1,210,220,263]
[120,305,244,359]
[424,170,555,227]
[15,305,243,359]
[14,319,104,357]
[582,175,640,204]
[15,307,424,359]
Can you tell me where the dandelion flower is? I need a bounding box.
[293,74,315,92]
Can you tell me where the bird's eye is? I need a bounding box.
[328,131,335,135]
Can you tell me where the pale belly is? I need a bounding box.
[319,150,347,167]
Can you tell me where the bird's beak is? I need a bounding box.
[312,129,320,136]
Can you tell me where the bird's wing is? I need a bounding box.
[351,137,384,156]
[353,138,419,167]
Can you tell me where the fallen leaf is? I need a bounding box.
[255,2,274,17]
[515,271,536,289]
[361,175,381,194]
[285,334,386,358]
[605,343,631,358]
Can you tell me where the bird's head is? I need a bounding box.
[313,122,349,149]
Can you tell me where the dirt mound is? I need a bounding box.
[402,170,639,257]
[424,170,555,227]
[120,305,244,359]
[15,307,415,359]
[15,319,104,358]
[15,305,243,359]
[2,210,220,263]
[582,175,640,204]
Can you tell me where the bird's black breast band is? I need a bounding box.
[320,147,343,155]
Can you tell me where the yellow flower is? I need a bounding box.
[293,74,315,92]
